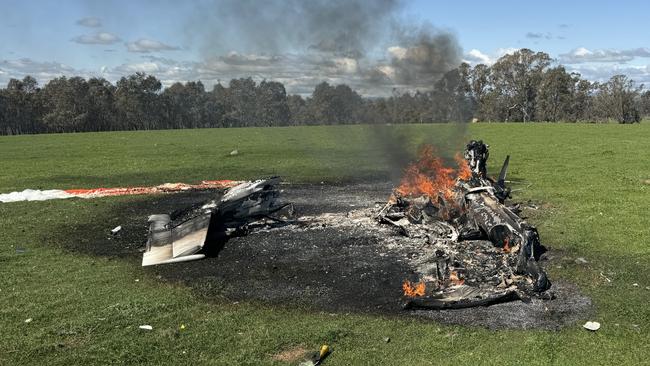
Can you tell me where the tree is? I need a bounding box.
[308,82,363,124]
[87,78,117,131]
[255,80,290,126]
[115,72,162,130]
[287,94,309,125]
[224,78,258,127]
[569,77,594,122]
[593,75,641,123]
[490,49,552,122]
[41,76,90,132]
[535,66,574,122]
[162,81,207,129]
[469,64,490,106]
[430,66,474,122]
[2,76,44,134]
[640,90,650,118]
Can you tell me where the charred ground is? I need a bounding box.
[49,183,591,330]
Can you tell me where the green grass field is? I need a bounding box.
[1,124,649,365]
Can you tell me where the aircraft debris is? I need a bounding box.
[378,140,551,309]
[583,321,600,331]
[142,177,288,266]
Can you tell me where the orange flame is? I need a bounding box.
[455,153,473,181]
[503,237,511,253]
[450,271,465,286]
[402,280,426,297]
[396,145,472,202]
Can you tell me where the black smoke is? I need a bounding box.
[185,0,462,95]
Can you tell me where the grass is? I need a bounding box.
[1,123,649,365]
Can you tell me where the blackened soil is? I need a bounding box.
[51,183,593,329]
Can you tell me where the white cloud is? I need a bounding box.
[559,47,650,64]
[72,32,121,45]
[462,48,520,66]
[376,65,395,78]
[0,58,78,86]
[219,51,280,66]
[126,39,180,53]
[76,17,101,28]
[333,58,358,73]
[496,47,519,57]
[116,62,161,73]
[567,64,650,85]
[463,49,492,65]
[387,46,407,60]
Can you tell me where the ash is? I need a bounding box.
[261,141,553,310]
[268,204,545,310]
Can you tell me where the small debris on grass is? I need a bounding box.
[632,283,638,287]
[139,325,153,331]
[583,321,600,331]
[24,318,32,323]
[383,337,391,343]
[15,247,27,254]
[134,279,139,282]
[179,324,186,331]
[229,149,239,156]
[574,257,588,264]
[599,272,612,283]
[111,226,122,235]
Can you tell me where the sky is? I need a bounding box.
[1,0,649,96]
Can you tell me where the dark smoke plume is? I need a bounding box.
[389,25,462,86]
[186,0,462,95]
[188,0,400,58]
[186,0,467,181]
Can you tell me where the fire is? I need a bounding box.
[503,237,511,253]
[449,271,465,286]
[396,145,472,201]
[455,153,473,181]
[402,280,426,297]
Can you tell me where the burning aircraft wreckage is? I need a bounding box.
[143,141,552,310]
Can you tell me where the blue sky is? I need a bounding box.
[1,0,649,96]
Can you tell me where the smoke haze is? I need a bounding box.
[185,0,462,96]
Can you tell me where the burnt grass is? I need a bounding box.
[52,183,592,330]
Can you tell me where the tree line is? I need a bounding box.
[1,49,649,135]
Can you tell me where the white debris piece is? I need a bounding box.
[230,149,239,156]
[139,325,153,330]
[0,189,73,203]
[583,321,600,331]
[111,226,122,235]
[24,318,33,323]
